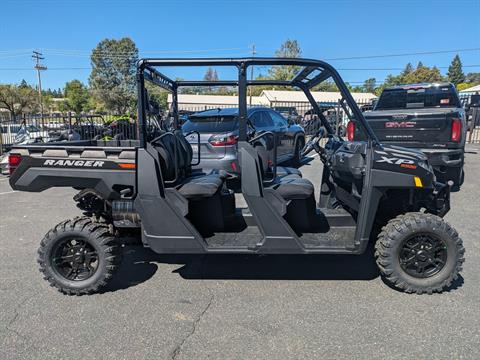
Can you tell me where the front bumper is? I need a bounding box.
[428,181,451,217]
[419,148,464,187]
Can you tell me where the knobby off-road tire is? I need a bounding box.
[38,216,122,295]
[375,212,465,294]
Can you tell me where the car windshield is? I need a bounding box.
[375,85,460,110]
[182,116,238,133]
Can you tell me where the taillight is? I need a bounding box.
[347,121,355,141]
[209,134,238,146]
[451,118,462,142]
[8,153,22,175]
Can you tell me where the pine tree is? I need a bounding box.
[203,67,219,81]
[19,79,29,89]
[447,55,465,85]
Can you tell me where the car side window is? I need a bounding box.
[251,111,273,128]
[269,111,287,127]
[250,112,262,128]
[260,111,274,128]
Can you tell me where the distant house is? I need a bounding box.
[168,90,376,113]
[459,84,480,95]
[167,94,267,112]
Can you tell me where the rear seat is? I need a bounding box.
[176,174,224,199]
[154,131,225,199]
[156,131,312,201]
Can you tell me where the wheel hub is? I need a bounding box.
[51,238,99,281]
[399,233,447,278]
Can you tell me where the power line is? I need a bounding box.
[0,46,478,60]
[338,64,480,70]
[325,48,480,61]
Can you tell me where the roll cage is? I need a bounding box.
[136,57,379,146]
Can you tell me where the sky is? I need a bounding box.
[0,0,479,90]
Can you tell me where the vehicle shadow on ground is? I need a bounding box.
[104,244,383,292]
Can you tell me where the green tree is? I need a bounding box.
[312,80,339,92]
[383,64,444,87]
[403,66,443,84]
[89,37,139,114]
[456,83,472,91]
[203,67,219,81]
[465,72,480,84]
[64,80,89,113]
[363,78,376,93]
[145,83,168,112]
[19,79,29,89]
[447,55,465,85]
[400,63,414,77]
[268,39,302,80]
[0,84,37,118]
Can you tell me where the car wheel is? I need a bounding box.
[375,212,464,294]
[292,136,305,167]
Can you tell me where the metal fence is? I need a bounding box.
[1,94,480,153]
[0,113,138,153]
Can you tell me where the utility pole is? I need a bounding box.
[249,44,256,106]
[32,51,47,116]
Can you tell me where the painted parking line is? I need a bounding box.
[0,177,10,182]
[0,190,17,196]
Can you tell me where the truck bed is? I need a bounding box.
[9,140,138,199]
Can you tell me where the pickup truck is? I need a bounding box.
[349,83,466,190]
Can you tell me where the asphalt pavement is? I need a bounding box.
[1,145,479,359]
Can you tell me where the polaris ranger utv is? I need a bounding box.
[9,58,464,295]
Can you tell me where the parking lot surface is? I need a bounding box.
[1,146,480,360]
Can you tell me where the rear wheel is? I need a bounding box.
[38,216,122,295]
[375,212,464,294]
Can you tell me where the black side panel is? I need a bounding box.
[134,148,206,253]
[238,142,306,253]
[12,167,134,200]
[355,147,383,252]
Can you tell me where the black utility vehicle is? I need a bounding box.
[9,58,464,295]
[350,83,466,190]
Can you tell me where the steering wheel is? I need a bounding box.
[302,127,327,159]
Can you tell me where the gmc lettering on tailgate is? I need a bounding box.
[385,121,416,128]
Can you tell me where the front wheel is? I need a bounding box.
[375,212,464,294]
[38,216,122,295]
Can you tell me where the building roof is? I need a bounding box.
[167,90,377,109]
[459,84,480,93]
[167,94,267,106]
[260,90,377,103]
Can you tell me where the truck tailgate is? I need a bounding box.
[363,108,460,146]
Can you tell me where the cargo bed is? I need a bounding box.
[8,140,138,199]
